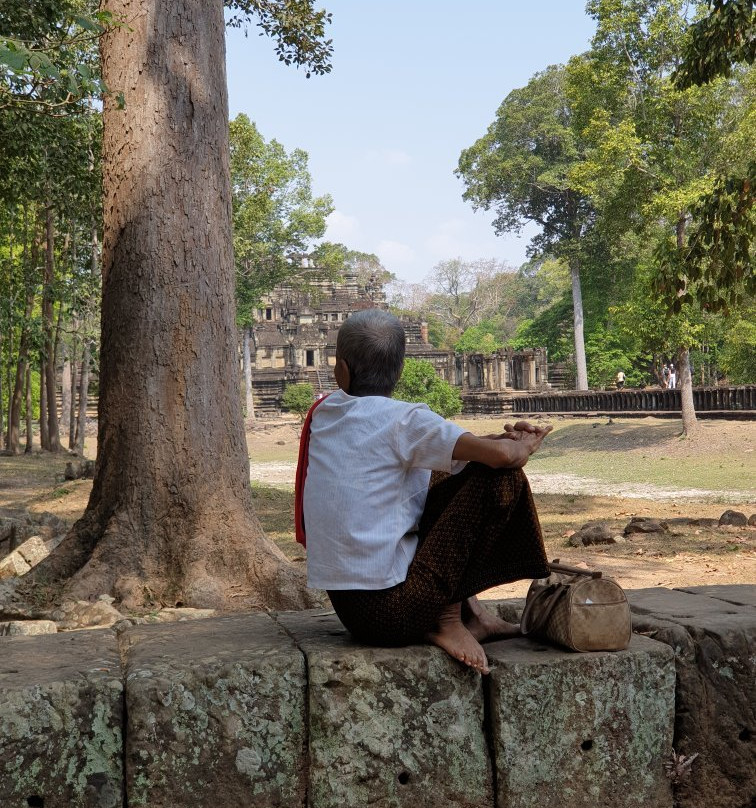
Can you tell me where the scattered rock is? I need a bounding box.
[1,509,67,561]
[569,521,617,546]
[0,619,58,636]
[140,607,217,623]
[665,517,719,529]
[275,440,286,445]
[749,514,756,527]
[719,510,747,527]
[64,459,95,480]
[0,533,65,579]
[0,551,31,580]
[52,600,124,630]
[624,517,669,535]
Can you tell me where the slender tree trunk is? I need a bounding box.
[43,203,60,451]
[24,364,33,453]
[569,259,588,390]
[39,357,49,449]
[68,344,78,450]
[243,326,255,423]
[61,356,72,439]
[675,216,697,436]
[678,347,697,435]
[30,0,314,612]
[6,293,34,454]
[75,341,90,456]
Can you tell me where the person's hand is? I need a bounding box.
[516,424,552,456]
[485,421,551,442]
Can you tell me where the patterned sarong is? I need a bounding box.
[327,463,549,645]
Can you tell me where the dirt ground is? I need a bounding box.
[1,415,754,601]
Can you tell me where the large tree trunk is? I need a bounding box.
[569,259,589,390]
[30,0,313,612]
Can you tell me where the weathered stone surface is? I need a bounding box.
[0,629,123,808]
[626,586,743,618]
[141,606,217,623]
[0,619,57,636]
[676,583,756,608]
[277,609,493,808]
[486,634,675,808]
[51,599,124,629]
[14,535,52,567]
[123,612,306,808]
[664,516,719,528]
[489,597,526,623]
[0,549,31,579]
[629,587,756,808]
[718,509,748,527]
[624,516,668,534]
[569,521,616,546]
[0,509,66,553]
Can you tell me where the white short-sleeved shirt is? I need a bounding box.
[303,390,467,590]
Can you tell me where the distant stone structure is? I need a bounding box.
[249,273,550,415]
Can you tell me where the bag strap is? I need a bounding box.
[549,558,602,579]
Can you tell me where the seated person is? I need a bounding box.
[298,309,551,674]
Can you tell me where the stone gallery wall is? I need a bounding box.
[1,586,754,808]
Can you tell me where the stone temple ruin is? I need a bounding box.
[249,273,549,415]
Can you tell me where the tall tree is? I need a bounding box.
[230,112,333,421]
[22,0,332,611]
[457,66,594,389]
[575,0,750,433]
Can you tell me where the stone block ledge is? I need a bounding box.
[0,585,753,808]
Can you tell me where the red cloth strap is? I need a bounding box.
[294,394,329,547]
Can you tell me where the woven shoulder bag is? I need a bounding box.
[520,560,632,652]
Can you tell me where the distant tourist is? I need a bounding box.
[616,370,626,390]
[662,364,670,388]
[296,309,551,675]
[668,363,677,389]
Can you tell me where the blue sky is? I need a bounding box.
[225,2,597,284]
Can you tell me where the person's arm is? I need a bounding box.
[452,422,552,469]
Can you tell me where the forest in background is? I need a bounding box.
[1,0,754,457]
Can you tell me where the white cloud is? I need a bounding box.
[365,148,412,167]
[324,210,360,243]
[376,239,416,268]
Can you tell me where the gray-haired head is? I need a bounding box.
[336,309,406,396]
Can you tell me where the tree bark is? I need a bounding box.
[43,203,60,451]
[243,326,255,423]
[39,357,49,449]
[24,364,33,453]
[30,0,314,612]
[678,347,697,435]
[675,216,697,436]
[569,259,589,390]
[6,293,34,454]
[68,347,78,450]
[74,340,90,456]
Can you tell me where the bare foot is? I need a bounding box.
[426,602,490,674]
[464,596,520,643]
